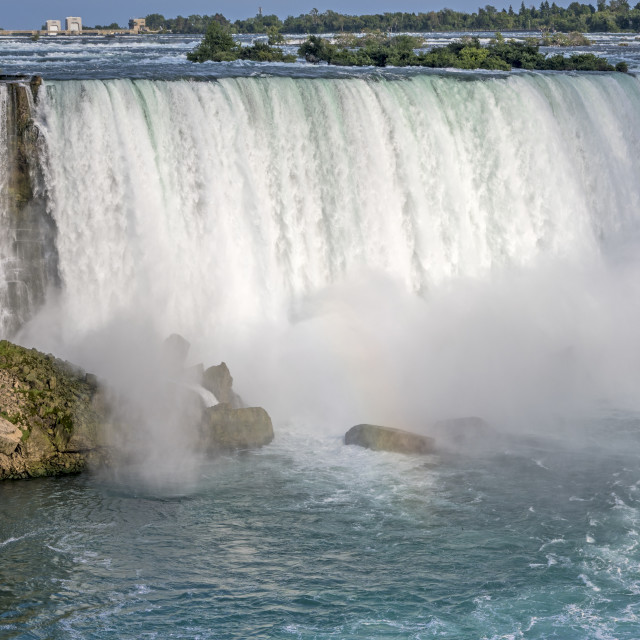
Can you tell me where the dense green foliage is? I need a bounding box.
[148,1,640,34]
[186,21,237,61]
[84,23,124,30]
[299,33,623,70]
[186,21,296,63]
[146,13,231,33]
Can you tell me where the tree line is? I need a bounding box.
[139,2,640,35]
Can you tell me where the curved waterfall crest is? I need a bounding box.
[23,73,640,341]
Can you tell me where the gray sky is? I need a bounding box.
[3,1,537,29]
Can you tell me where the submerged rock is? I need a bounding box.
[201,404,274,452]
[344,424,435,455]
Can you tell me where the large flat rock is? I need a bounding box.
[201,404,274,451]
[345,424,435,455]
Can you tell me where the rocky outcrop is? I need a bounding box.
[166,334,270,450]
[201,404,274,452]
[202,361,243,408]
[0,335,276,480]
[1,76,59,337]
[345,424,435,455]
[0,340,106,479]
[5,77,41,208]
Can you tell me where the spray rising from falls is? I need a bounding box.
[10,73,640,435]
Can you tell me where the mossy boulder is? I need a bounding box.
[201,404,274,452]
[345,424,435,455]
[0,340,105,479]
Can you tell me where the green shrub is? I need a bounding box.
[188,21,294,63]
[298,35,335,63]
[187,21,238,62]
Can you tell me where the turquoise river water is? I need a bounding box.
[1,34,640,639]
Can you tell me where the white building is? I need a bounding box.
[129,18,146,33]
[65,17,82,32]
[45,20,61,33]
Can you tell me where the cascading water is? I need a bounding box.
[31,74,640,341]
[13,72,640,430]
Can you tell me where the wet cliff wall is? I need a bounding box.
[0,76,58,338]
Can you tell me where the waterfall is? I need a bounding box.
[30,74,640,340]
[6,73,640,426]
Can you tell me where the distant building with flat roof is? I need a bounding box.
[65,17,82,32]
[129,18,146,33]
[45,20,61,33]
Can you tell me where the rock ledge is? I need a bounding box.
[345,424,435,455]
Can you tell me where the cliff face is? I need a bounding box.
[0,76,58,338]
[5,76,41,207]
[0,340,106,479]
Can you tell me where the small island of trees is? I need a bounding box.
[187,21,628,72]
[298,32,628,70]
[186,21,295,62]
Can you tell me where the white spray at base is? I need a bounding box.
[13,73,640,456]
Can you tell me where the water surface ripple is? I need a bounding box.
[2,419,640,638]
